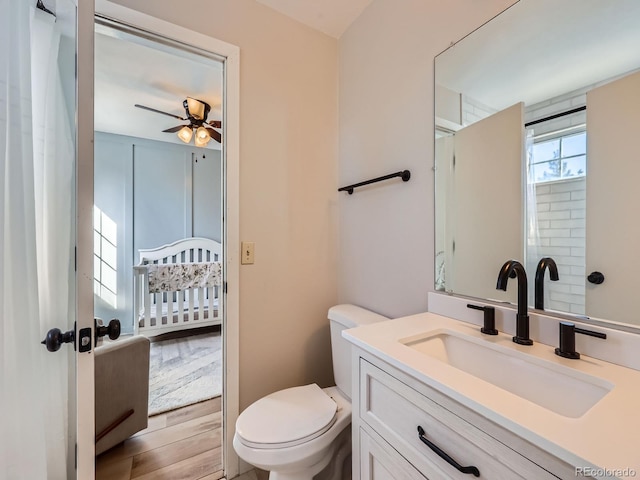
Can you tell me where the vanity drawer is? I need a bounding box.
[359,359,558,479]
[360,427,427,480]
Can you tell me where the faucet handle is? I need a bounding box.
[467,304,498,335]
[555,322,607,360]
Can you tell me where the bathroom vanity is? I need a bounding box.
[344,308,640,479]
[375,1,640,477]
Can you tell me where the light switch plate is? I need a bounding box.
[241,241,255,265]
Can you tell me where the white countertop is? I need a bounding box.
[343,312,640,476]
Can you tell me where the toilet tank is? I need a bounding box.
[328,304,389,400]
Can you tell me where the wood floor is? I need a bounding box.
[96,397,223,480]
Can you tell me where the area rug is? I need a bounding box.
[148,330,222,416]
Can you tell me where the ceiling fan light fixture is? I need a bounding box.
[194,136,210,147]
[187,97,206,120]
[196,126,211,142]
[177,126,193,143]
[195,126,211,145]
[135,100,220,146]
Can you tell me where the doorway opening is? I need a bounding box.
[93,17,226,479]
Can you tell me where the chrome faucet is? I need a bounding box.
[496,260,533,345]
[534,257,559,310]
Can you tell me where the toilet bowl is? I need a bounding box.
[233,385,351,480]
[233,305,389,480]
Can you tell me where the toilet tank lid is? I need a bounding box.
[328,304,389,328]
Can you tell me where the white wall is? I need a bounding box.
[338,0,517,318]
[94,132,222,333]
[108,0,521,407]
[94,133,133,331]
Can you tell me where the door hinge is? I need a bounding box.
[224,281,228,294]
[75,443,77,468]
[74,246,77,271]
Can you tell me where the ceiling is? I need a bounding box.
[95,1,640,148]
[436,0,640,112]
[94,24,223,149]
[254,0,373,38]
[94,1,371,148]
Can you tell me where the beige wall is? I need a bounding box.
[111,0,339,409]
[109,0,523,408]
[338,0,517,318]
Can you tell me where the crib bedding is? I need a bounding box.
[146,262,222,293]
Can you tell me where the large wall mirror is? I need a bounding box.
[434,0,640,329]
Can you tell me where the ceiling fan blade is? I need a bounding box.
[163,124,190,133]
[206,128,222,143]
[206,120,222,129]
[135,104,186,121]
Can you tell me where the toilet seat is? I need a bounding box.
[236,384,338,449]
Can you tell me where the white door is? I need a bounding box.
[451,102,524,304]
[586,70,640,324]
[1,0,95,479]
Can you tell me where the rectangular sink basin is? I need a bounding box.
[401,329,613,418]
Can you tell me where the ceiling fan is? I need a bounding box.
[134,97,222,147]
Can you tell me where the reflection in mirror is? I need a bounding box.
[434,0,640,328]
[436,103,524,305]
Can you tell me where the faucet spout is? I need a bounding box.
[534,257,559,310]
[496,260,533,345]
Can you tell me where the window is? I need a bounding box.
[530,131,586,183]
[94,206,118,307]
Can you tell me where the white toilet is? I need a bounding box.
[233,304,389,480]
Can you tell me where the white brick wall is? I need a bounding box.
[530,178,586,314]
[525,91,586,137]
[461,94,497,126]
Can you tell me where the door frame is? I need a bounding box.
[90,2,241,477]
[77,0,96,477]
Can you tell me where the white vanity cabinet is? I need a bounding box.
[352,349,583,480]
[359,428,427,480]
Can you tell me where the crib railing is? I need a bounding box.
[133,238,223,337]
[133,264,222,336]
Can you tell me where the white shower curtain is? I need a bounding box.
[31,6,75,480]
[1,2,73,478]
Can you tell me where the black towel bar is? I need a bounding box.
[338,170,411,194]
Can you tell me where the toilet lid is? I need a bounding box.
[236,384,338,449]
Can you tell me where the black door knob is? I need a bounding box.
[587,271,605,285]
[41,326,75,352]
[94,318,121,346]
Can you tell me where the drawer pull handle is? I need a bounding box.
[417,426,480,477]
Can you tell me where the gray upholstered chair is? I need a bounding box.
[94,335,150,455]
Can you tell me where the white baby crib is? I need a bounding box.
[133,237,223,337]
